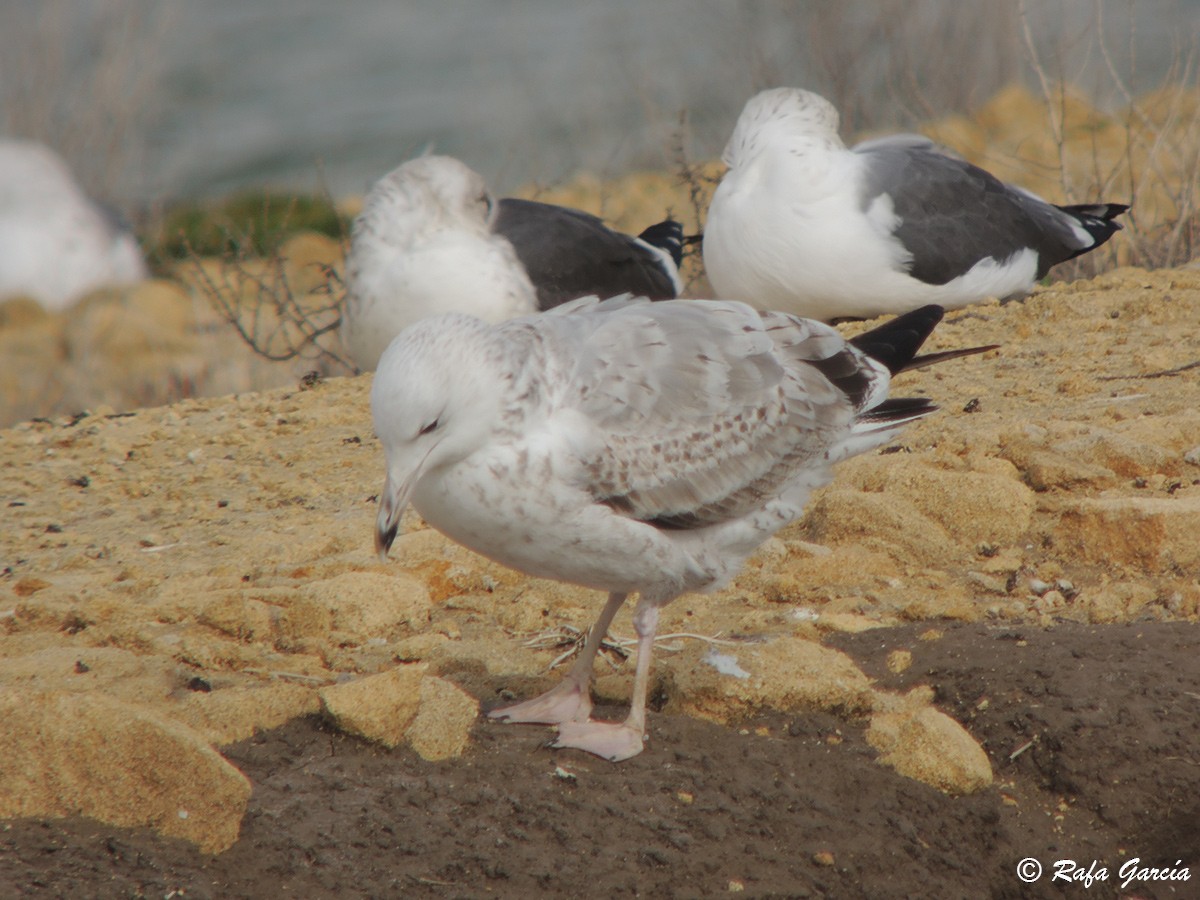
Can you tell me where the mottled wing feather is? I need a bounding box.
[538,300,875,528]
[493,198,679,307]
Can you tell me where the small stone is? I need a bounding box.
[319,665,427,748]
[886,650,913,674]
[406,675,479,761]
[867,703,993,794]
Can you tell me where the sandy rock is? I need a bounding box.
[1082,582,1159,624]
[320,664,427,747]
[1057,495,1200,571]
[997,434,1118,491]
[1053,429,1179,479]
[406,675,480,761]
[670,637,874,724]
[177,681,322,745]
[300,570,432,638]
[0,690,251,853]
[853,458,1035,546]
[278,232,344,296]
[867,695,993,794]
[63,282,197,362]
[802,488,951,565]
[197,592,275,641]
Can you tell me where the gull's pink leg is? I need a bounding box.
[553,601,660,762]
[488,592,627,725]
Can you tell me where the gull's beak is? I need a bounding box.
[374,470,416,562]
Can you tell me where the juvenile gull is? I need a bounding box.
[371,294,990,761]
[703,87,1128,322]
[341,155,683,371]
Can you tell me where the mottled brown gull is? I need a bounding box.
[371,294,989,761]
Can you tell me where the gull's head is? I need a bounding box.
[722,88,843,169]
[369,313,504,560]
[353,155,496,250]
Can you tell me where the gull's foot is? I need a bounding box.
[487,678,591,726]
[553,719,646,762]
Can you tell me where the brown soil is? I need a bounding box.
[2,621,1197,898]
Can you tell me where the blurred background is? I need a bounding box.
[2,0,1198,212]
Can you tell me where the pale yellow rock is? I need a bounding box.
[274,593,335,644]
[405,676,479,761]
[64,281,196,361]
[197,592,274,641]
[0,690,251,853]
[867,701,992,794]
[671,637,874,724]
[178,682,322,745]
[997,437,1117,491]
[319,664,428,747]
[1057,495,1200,571]
[1083,582,1158,624]
[278,232,344,297]
[886,650,913,674]
[301,571,432,637]
[854,458,1036,546]
[1054,430,1179,479]
[802,488,951,565]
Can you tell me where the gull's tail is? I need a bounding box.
[850,304,999,375]
[831,304,998,458]
[637,219,685,268]
[1057,202,1129,258]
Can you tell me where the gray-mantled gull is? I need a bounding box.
[0,140,146,312]
[371,294,993,761]
[703,87,1128,322]
[340,155,683,372]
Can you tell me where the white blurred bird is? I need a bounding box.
[341,155,683,371]
[371,294,990,761]
[703,87,1127,322]
[0,140,146,312]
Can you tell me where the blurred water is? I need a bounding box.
[2,0,1198,207]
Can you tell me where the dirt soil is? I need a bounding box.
[0,621,1196,898]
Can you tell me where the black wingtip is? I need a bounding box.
[849,305,945,375]
[1061,201,1129,223]
[637,219,685,267]
[1059,203,1130,252]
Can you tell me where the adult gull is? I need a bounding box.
[371,293,992,761]
[703,88,1127,322]
[341,155,683,371]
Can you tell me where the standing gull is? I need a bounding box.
[341,155,683,371]
[371,294,991,761]
[703,87,1128,322]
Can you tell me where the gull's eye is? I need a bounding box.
[418,417,440,437]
